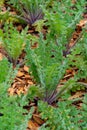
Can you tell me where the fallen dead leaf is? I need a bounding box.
[27,80,34,85]
[68,91,84,100]
[28,120,39,130]
[8,88,15,96]
[78,19,87,27]
[17,71,24,77]
[33,114,44,125]
[24,65,29,72]
[17,25,23,31]
[25,74,31,79]
[16,77,25,83]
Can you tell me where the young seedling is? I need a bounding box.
[1,23,27,65]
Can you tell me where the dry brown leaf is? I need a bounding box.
[78,19,87,27]
[33,114,44,125]
[63,74,72,79]
[8,88,15,96]
[25,74,31,79]
[24,65,29,72]
[16,77,25,83]
[10,11,17,15]
[16,88,24,95]
[17,25,22,31]
[66,69,73,74]
[72,0,76,4]
[28,120,39,130]
[27,80,34,85]
[68,91,84,100]
[17,71,24,77]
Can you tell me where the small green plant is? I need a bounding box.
[0,58,34,130]
[0,89,34,130]
[7,0,44,25]
[18,0,44,25]
[67,32,87,92]
[43,0,86,44]
[6,0,55,25]
[26,33,69,104]
[0,23,27,65]
[38,94,87,130]
[38,99,80,130]
[0,83,34,130]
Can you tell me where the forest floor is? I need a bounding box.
[0,2,87,130]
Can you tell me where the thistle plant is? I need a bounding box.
[67,31,87,91]
[38,94,87,130]
[25,1,86,104]
[0,58,34,130]
[0,23,27,65]
[6,0,55,25]
[7,0,44,25]
[18,0,44,25]
[26,33,69,104]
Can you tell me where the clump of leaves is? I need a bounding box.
[26,33,69,104]
[66,31,87,92]
[42,0,87,92]
[7,0,44,25]
[6,0,55,25]
[38,94,87,130]
[0,83,34,130]
[25,0,87,104]
[42,0,86,44]
[38,99,80,130]
[0,58,34,130]
[0,23,27,65]
[19,0,44,25]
